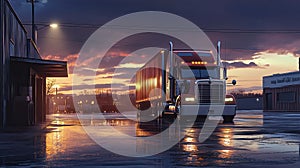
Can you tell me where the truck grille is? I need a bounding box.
[197,83,224,104]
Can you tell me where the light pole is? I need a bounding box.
[53,84,60,95]
[27,0,38,43]
[26,0,59,44]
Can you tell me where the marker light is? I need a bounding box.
[191,61,207,65]
[185,97,195,102]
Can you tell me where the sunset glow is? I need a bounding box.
[46,49,299,95]
[227,51,299,93]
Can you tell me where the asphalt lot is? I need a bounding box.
[1,110,300,167]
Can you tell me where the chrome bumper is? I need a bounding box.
[180,104,236,116]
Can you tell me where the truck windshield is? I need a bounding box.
[181,67,218,79]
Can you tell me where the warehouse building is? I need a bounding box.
[263,71,300,112]
[0,0,68,127]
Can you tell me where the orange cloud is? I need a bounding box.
[42,55,63,60]
[42,54,79,74]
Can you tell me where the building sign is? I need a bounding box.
[263,71,300,88]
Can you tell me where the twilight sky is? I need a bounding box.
[10,0,300,94]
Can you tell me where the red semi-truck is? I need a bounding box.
[136,42,236,122]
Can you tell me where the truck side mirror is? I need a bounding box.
[224,67,228,80]
[26,96,31,102]
[232,79,237,86]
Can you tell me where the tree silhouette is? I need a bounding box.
[46,79,56,95]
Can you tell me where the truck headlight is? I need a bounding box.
[225,97,234,102]
[185,97,195,102]
[225,95,236,105]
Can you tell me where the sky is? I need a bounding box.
[9,0,300,95]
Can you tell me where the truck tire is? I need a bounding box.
[175,96,181,114]
[137,110,141,122]
[222,115,234,123]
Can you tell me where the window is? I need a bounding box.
[177,52,193,57]
[277,92,295,103]
[181,67,218,79]
[9,40,15,56]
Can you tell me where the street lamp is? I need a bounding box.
[32,23,59,31]
[23,22,59,45]
[53,84,60,95]
[50,23,59,29]
[26,0,59,44]
[36,23,59,44]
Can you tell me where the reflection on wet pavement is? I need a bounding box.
[0,110,300,167]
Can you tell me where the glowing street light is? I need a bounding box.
[35,23,59,31]
[49,23,58,29]
[22,22,60,44]
[24,23,59,31]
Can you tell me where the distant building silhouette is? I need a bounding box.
[231,93,263,110]
[263,71,300,112]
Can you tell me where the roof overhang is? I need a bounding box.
[11,57,68,77]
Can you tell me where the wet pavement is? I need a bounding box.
[1,110,300,167]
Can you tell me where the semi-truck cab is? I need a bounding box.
[136,41,236,122]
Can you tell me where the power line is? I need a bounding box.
[32,22,296,52]
[203,29,300,34]
[37,35,274,52]
[24,22,300,34]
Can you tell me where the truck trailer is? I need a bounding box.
[136,42,236,122]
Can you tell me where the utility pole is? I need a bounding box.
[0,0,5,128]
[27,0,39,43]
[31,0,35,42]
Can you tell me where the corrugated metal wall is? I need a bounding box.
[1,0,41,127]
[136,53,163,103]
[263,85,300,111]
[1,0,4,127]
[4,0,28,58]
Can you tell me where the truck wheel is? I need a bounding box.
[137,111,141,122]
[222,115,234,123]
